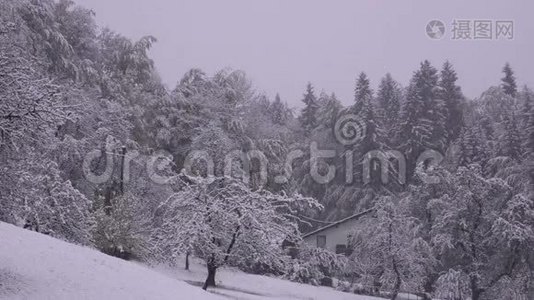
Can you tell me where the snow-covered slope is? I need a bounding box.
[0,222,384,300]
[0,222,223,300]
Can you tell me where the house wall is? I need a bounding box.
[302,217,363,253]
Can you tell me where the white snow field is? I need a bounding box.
[0,222,224,300]
[0,222,383,300]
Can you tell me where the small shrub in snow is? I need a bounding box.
[93,192,150,260]
[284,244,347,285]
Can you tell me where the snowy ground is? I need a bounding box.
[0,222,383,299]
[0,222,223,300]
[157,259,384,300]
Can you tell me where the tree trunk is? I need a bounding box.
[390,259,401,300]
[527,252,534,300]
[202,264,217,290]
[470,276,483,300]
[185,253,190,271]
[119,146,126,195]
[472,289,482,300]
[421,273,438,300]
[372,269,384,295]
[528,269,534,300]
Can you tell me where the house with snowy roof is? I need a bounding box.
[302,209,374,255]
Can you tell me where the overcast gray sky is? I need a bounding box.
[74,0,533,107]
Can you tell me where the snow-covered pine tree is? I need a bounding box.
[526,106,534,157]
[520,86,533,130]
[520,86,534,163]
[498,112,522,161]
[398,61,442,177]
[457,124,490,167]
[427,78,448,153]
[353,72,380,154]
[398,81,423,156]
[270,93,291,125]
[501,63,518,98]
[299,83,320,136]
[376,73,402,143]
[438,61,465,142]
[353,72,373,114]
[347,72,388,187]
[316,92,342,130]
[524,96,534,188]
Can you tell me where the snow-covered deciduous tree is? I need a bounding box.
[0,11,93,245]
[0,41,69,148]
[189,122,237,177]
[349,197,432,299]
[429,165,533,300]
[153,174,320,290]
[2,154,93,245]
[434,269,470,300]
[96,28,159,100]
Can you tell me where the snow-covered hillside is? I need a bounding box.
[0,222,383,300]
[0,222,223,300]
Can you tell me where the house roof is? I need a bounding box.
[302,209,375,239]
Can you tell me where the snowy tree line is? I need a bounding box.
[1,1,533,299]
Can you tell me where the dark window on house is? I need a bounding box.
[317,235,326,248]
[335,244,347,255]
